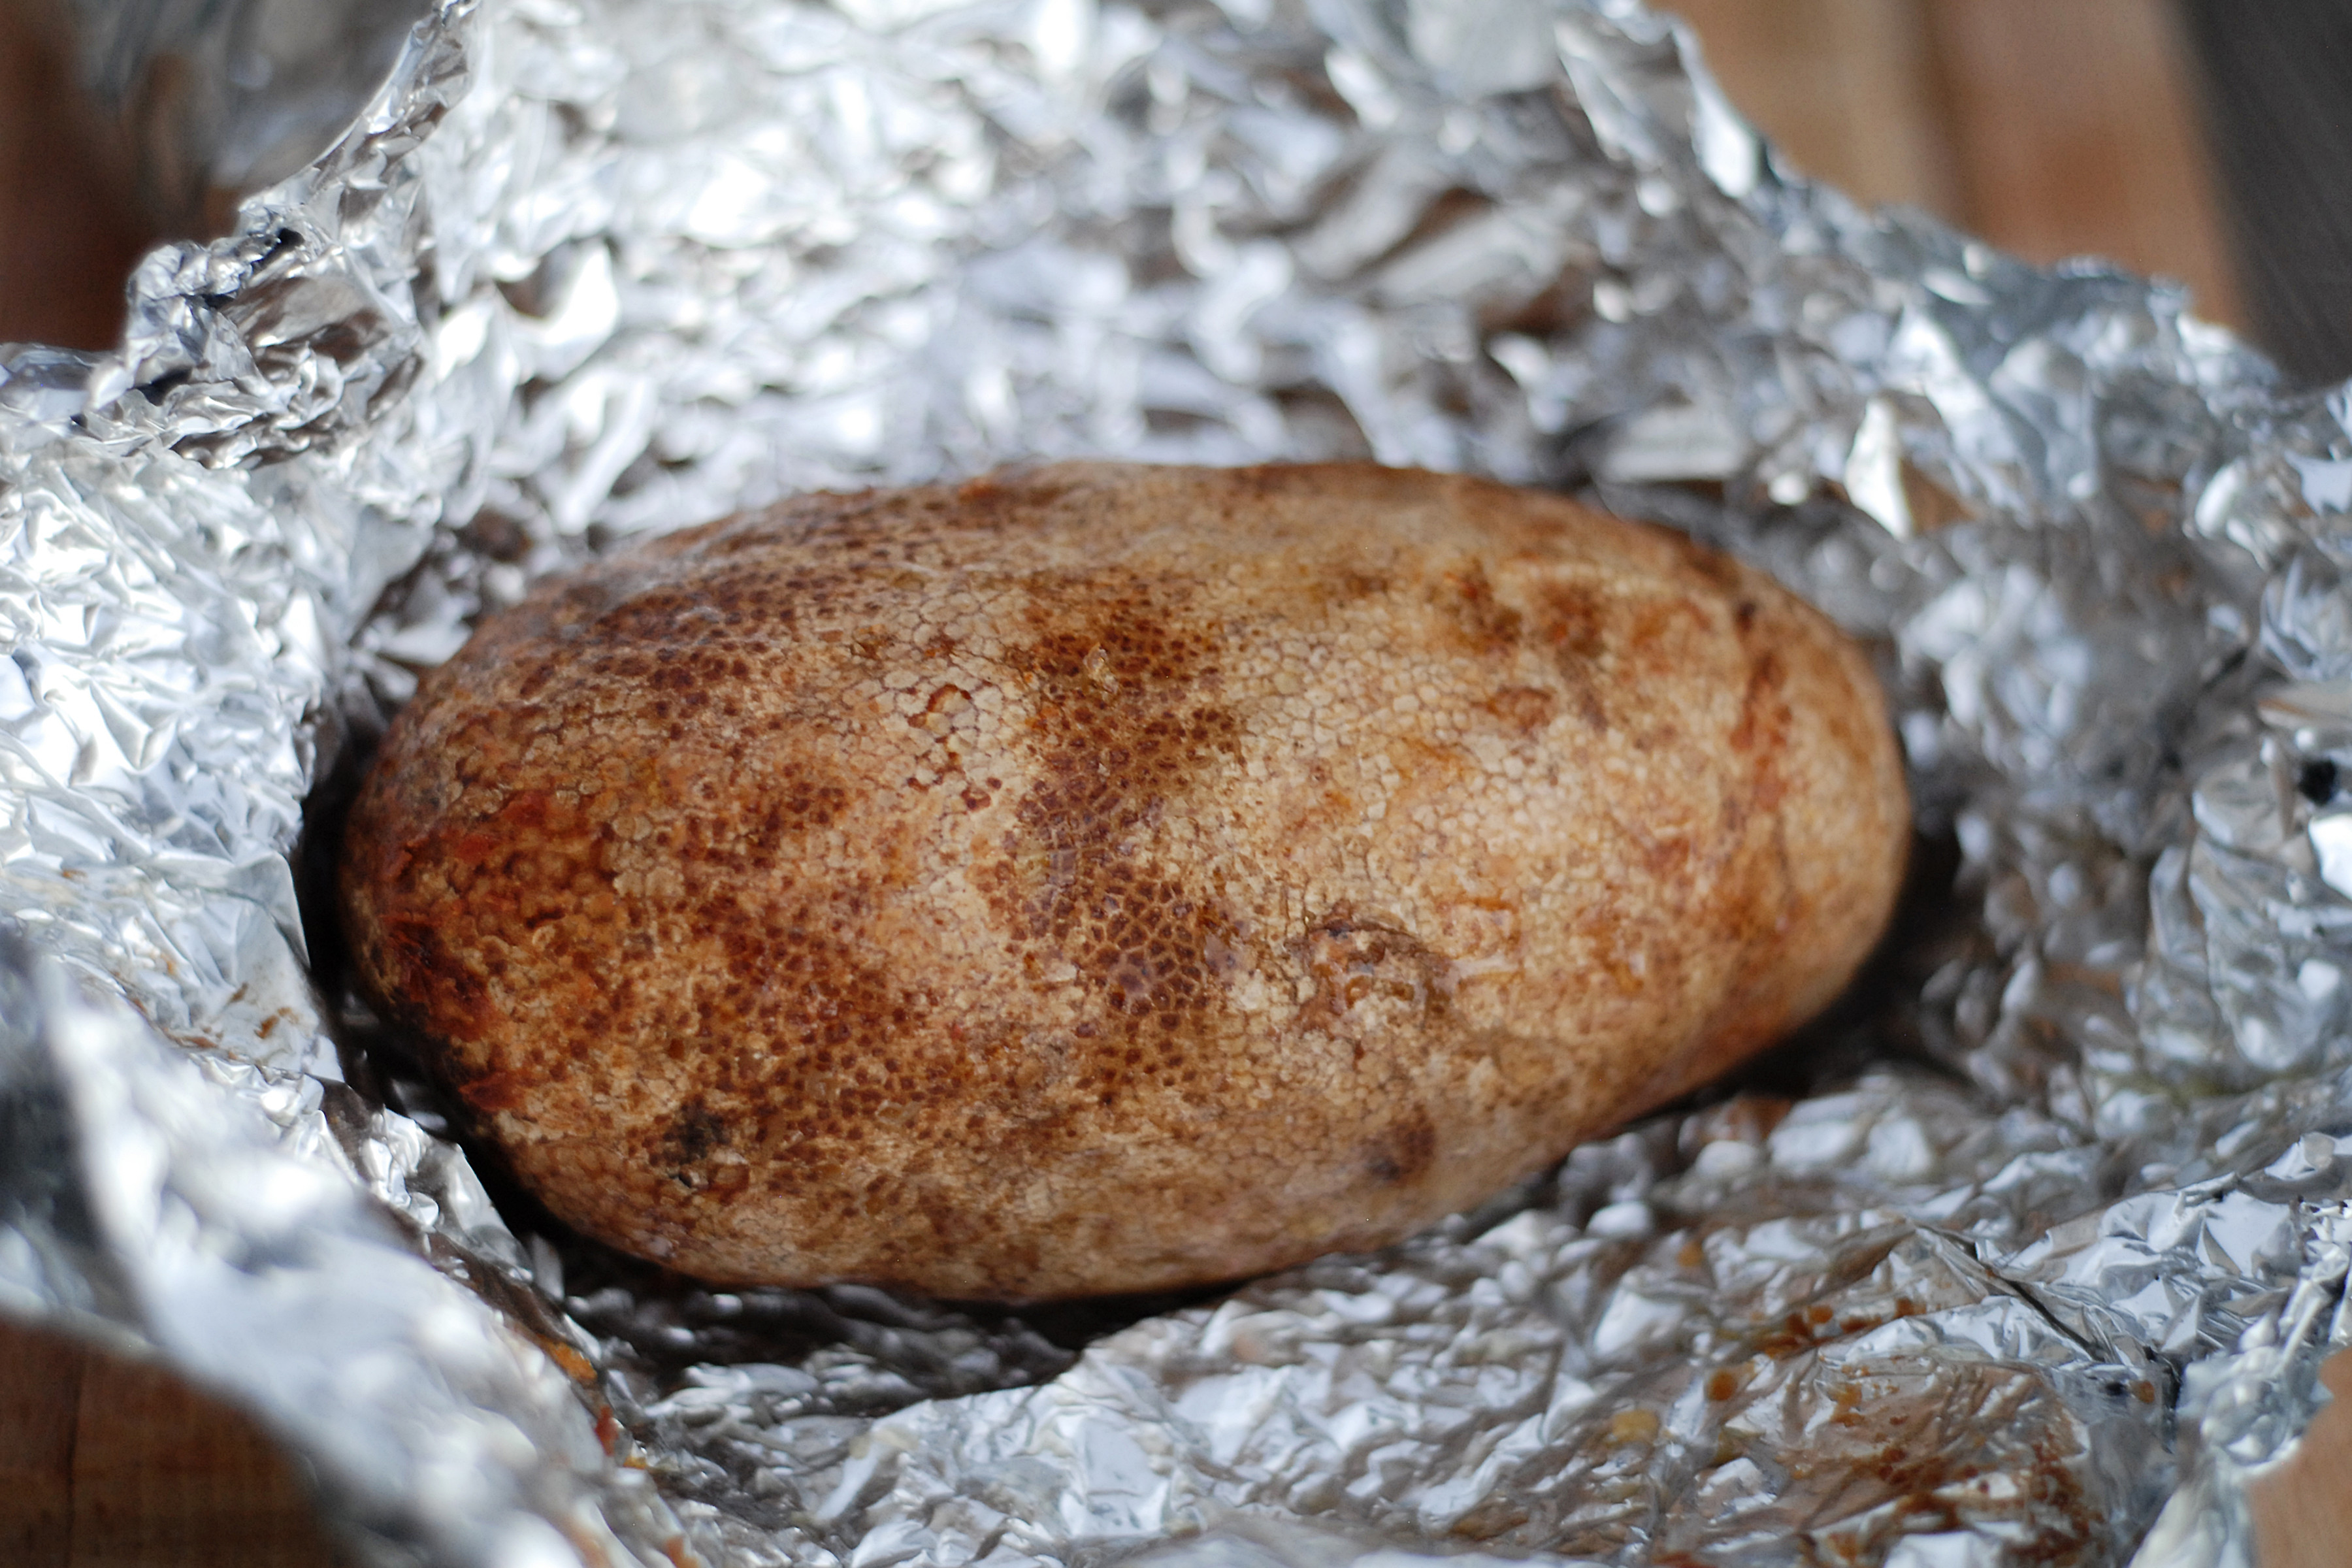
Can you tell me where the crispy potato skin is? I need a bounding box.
[339,463,1907,1299]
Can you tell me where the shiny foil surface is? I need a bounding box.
[1,0,2347,1563]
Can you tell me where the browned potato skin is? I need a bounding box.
[339,462,1907,1300]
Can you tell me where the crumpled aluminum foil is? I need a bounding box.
[6,0,2352,1563]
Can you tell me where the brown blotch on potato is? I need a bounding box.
[338,461,1908,1301]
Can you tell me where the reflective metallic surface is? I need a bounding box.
[3,1,2349,1563]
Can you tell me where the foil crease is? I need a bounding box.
[5,0,2352,1565]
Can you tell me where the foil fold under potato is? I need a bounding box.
[1,0,2345,1562]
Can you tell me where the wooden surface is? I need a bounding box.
[1671,0,2246,333]
[0,1,157,351]
[1669,0,1965,220]
[2251,1348,2352,1568]
[0,1316,345,1568]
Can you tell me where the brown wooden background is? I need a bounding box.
[0,2,2334,1565]
[1674,0,2244,335]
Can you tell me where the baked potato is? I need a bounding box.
[339,462,1907,1299]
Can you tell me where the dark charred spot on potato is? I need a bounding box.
[382,914,495,1039]
[1365,1107,1437,1184]
[1324,568,1394,605]
[514,659,559,703]
[457,1069,529,1114]
[1641,834,1693,881]
[954,469,1077,517]
[1535,581,1608,664]
[1441,560,1523,658]
[1483,686,1558,735]
[1731,650,1790,757]
[662,1097,730,1167]
[1531,581,1612,730]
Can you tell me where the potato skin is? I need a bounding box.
[339,462,1906,1300]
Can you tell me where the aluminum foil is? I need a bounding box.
[5,0,2352,1564]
